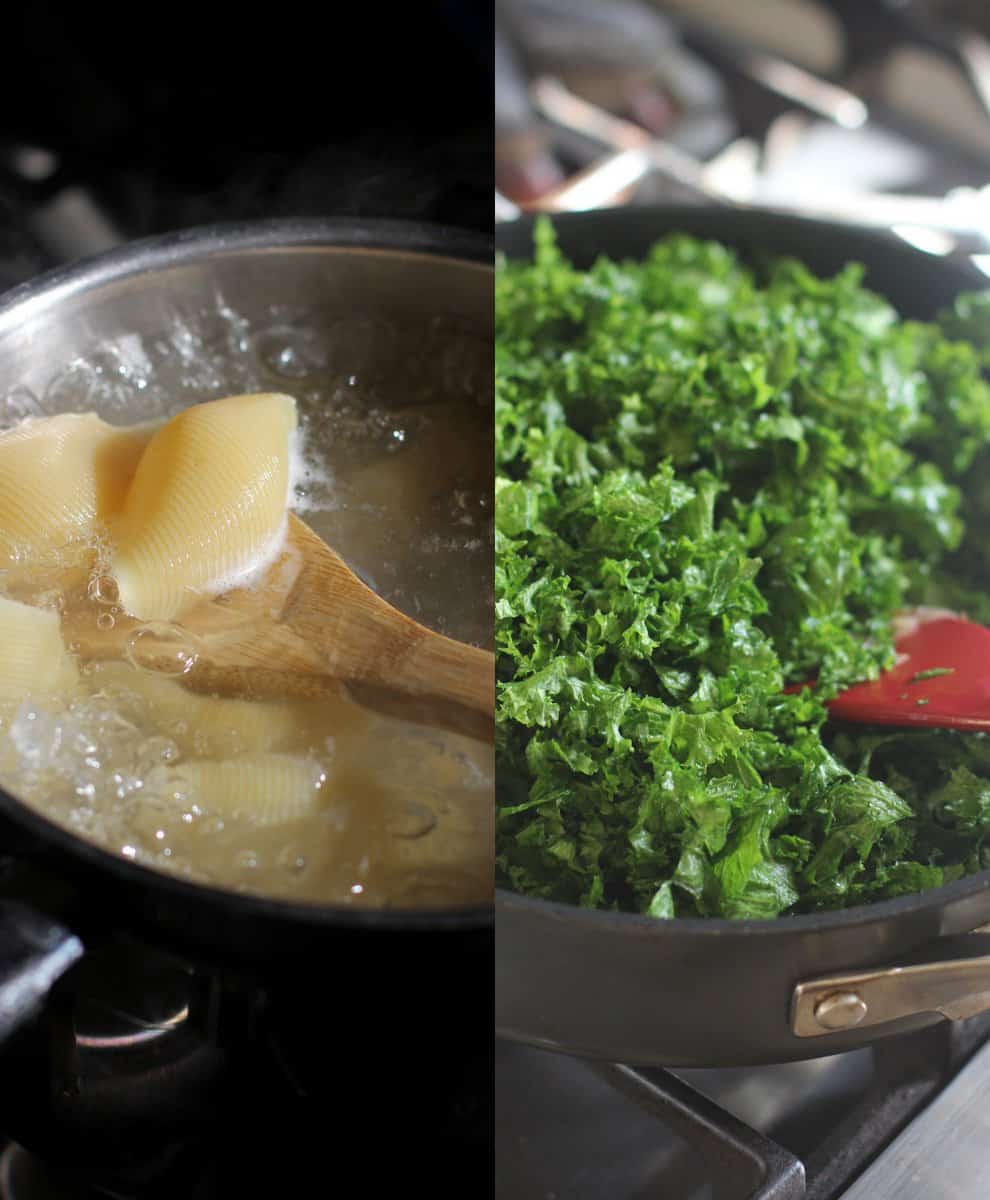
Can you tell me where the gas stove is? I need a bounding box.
[497,1013,990,1199]
[0,924,490,1200]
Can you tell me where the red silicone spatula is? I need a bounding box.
[813,611,990,730]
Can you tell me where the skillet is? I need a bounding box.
[496,206,990,1066]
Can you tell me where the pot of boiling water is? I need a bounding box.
[0,218,493,1193]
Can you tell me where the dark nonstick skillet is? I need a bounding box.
[496,206,990,1067]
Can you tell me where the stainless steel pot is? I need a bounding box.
[0,216,493,1070]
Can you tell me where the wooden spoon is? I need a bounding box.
[791,611,990,732]
[65,514,494,742]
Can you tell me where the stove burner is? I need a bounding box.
[0,1143,78,1200]
[0,1142,202,1200]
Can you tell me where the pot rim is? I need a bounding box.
[0,215,493,334]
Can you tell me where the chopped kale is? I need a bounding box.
[495,219,990,918]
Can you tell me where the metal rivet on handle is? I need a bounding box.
[814,990,868,1030]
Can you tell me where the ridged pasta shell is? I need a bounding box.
[0,595,78,700]
[148,754,328,827]
[84,661,370,757]
[86,661,306,754]
[111,393,298,620]
[0,414,152,564]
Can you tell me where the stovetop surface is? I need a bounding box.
[497,1014,990,1200]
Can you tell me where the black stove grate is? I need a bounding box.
[595,1063,805,1200]
[497,1012,990,1200]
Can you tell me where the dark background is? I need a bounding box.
[0,1,493,285]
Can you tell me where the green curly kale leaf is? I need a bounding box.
[495,219,990,918]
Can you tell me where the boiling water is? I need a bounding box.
[0,302,493,908]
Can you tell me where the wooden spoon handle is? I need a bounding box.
[343,628,494,742]
[296,612,492,742]
[277,526,495,740]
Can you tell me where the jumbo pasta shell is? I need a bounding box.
[0,414,152,564]
[111,393,298,620]
[149,754,328,827]
[0,595,78,700]
[87,661,306,754]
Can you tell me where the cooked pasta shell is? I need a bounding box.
[0,594,78,700]
[93,421,159,519]
[0,414,153,564]
[149,754,328,826]
[85,661,304,753]
[83,661,367,756]
[111,394,298,620]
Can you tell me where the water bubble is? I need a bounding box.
[88,575,119,606]
[253,327,330,380]
[43,360,99,414]
[96,612,116,631]
[137,736,180,769]
[277,845,308,875]
[9,707,64,769]
[112,771,142,800]
[0,386,43,427]
[34,588,66,614]
[386,801,436,840]
[67,724,96,757]
[126,623,200,676]
[98,711,140,740]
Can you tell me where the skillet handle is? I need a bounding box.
[792,923,990,1037]
[0,900,83,1043]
